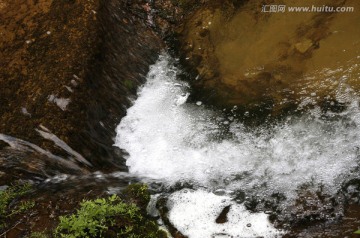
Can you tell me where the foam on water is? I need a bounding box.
[114,54,360,236]
[115,54,360,195]
[167,189,283,238]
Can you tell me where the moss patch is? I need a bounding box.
[54,193,167,237]
[0,183,34,231]
[55,184,167,238]
[19,183,167,238]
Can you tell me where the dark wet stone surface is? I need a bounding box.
[215,205,231,224]
[156,195,188,238]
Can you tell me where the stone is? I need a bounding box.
[215,205,231,224]
[294,39,314,54]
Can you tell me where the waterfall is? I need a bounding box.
[114,54,360,237]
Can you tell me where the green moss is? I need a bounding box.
[124,184,151,209]
[30,231,49,238]
[0,183,33,230]
[54,194,167,238]
[123,79,135,90]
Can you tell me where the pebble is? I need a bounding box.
[71,79,78,87]
[0,185,9,192]
[294,39,313,53]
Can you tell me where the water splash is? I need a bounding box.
[114,54,360,236]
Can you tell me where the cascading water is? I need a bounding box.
[114,54,360,237]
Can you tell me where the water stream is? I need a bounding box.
[114,54,360,237]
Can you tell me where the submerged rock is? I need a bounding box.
[176,0,360,115]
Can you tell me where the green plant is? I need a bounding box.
[7,200,35,217]
[54,194,167,238]
[0,183,33,230]
[123,79,135,90]
[30,231,49,238]
[355,229,360,234]
[124,184,151,208]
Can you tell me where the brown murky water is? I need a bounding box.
[179,0,360,113]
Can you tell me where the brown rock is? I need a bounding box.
[294,39,313,54]
[215,205,231,224]
[0,0,163,179]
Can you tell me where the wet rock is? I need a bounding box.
[0,0,101,174]
[156,196,188,238]
[2,179,162,237]
[0,141,7,149]
[0,0,163,178]
[80,0,163,169]
[151,0,204,39]
[283,202,360,237]
[0,147,87,186]
[294,39,314,54]
[215,205,231,223]
[176,0,360,116]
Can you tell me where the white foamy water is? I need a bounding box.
[167,189,283,238]
[114,54,360,236]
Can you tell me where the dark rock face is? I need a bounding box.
[0,0,163,182]
[156,196,188,238]
[75,0,163,170]
[0,0,100,163]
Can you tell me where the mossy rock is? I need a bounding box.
[0,183,34,231]
[54,193,167,238]
[123,183,151,210]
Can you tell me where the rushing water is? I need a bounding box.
[114,54,360,237]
